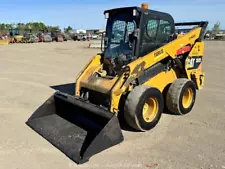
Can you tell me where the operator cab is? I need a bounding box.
[102,3,175,76]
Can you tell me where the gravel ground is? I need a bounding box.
[0,41,224,169]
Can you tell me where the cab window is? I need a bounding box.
[157,20,172,44]
[140,19,172,56]
[140,19,159,56]
[146,19,159,42]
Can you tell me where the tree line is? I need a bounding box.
[0,22,73,34]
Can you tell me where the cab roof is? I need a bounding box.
[104,6,173,19]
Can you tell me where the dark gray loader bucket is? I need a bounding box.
[26,91,124,164]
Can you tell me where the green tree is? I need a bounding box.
[212,22,221,31]
[38,22,46,30]
[17,23,26,34]
[0,23,6,30]
[5,24,13,30]
[65,26,73,33]
[47,26,60,32]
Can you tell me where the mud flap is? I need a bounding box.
[26,91,124,164]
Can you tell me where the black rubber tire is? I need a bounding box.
[124,85,164,131]
[166,78,196,115]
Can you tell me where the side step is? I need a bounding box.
[26,91,124,164]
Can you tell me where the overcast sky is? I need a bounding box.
[0,0,224,30]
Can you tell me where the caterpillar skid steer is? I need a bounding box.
[26,3,208,164]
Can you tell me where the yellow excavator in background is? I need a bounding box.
[26,3,208,164]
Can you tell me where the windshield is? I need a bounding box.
[104,14,138,62]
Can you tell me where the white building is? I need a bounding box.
[69,29,86,34]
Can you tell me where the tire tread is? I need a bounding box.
[124,85,150,131]
[167,78,192,115]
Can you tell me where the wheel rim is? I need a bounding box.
[142,97,159,122]
[182,88,193,108]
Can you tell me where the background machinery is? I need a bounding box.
[21,29,39,43]
[51,30,64,42]
[26,3,208,164]
[9,28,23,43]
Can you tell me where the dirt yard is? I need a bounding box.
[0,41,224,169]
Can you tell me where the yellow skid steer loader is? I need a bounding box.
[26,3,208,164]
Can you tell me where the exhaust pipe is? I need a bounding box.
[26,91,124,164]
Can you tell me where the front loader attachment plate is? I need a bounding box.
[26,91,124,164]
